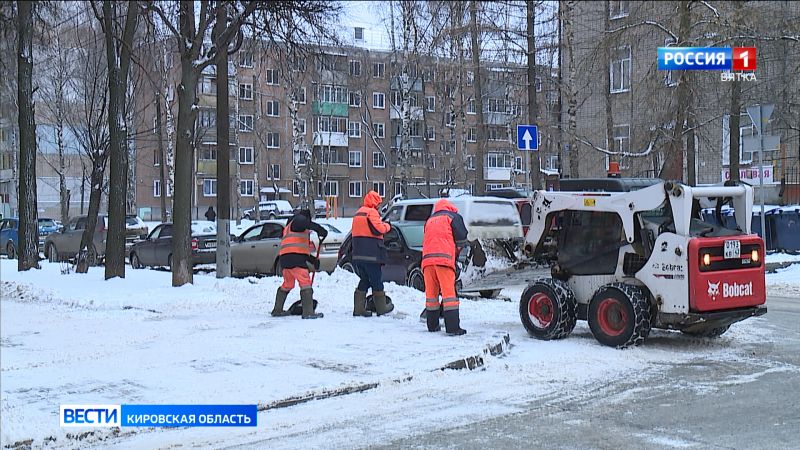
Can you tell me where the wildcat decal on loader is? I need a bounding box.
[520,180,766,348]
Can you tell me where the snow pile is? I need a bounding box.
[766,263,800,298]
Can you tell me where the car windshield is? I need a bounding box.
[38,219,56,227]
[397,224,425,248]
[322,223,342,234]
[125,217,140,226]
[468,201,520,226]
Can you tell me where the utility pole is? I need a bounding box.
[215,3,232,278]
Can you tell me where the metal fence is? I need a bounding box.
[780,164,800,206]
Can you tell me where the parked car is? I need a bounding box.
[125,215,148,251]
[229,220,342,276]
[294,199,328,218]
[0,218,19,259]
[44,215,108,265]
[242,201,294,220]
[38,218,59,251]
[128,222,216,270]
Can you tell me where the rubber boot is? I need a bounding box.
[443,309,466,335]
[301,288,323,319]
[353,290,372,317]
[373,291,394,316]
[271,288,292,317]
[426,305,441,332]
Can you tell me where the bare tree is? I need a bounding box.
[16,0,40,270]
[214,2,233,278]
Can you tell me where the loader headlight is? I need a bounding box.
[702,253,711,266]
[751,249,759,262]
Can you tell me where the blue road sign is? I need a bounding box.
[517,125,538,151]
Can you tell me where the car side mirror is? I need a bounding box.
[385,238,401,250]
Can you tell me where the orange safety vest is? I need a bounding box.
[422,213,457,270]
[352,206,385,239]
[279,221,312,256]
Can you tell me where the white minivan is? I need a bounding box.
[382,196,523,240]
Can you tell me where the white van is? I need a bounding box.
[382,196,523,240]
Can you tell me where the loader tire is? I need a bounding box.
[588,283,651,348]
[519,278,577,340]
[681,325,730,338]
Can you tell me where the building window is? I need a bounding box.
[348,121,361,138]
[391,91,401,107]
[153,149,161,166]
[318,116,347,133]
[373,151,385,168]
[349,91,362,107]
[239,146,254,164]
[238,114,254,132]
[199,76,216,95]
[544,154,559,171]
[292,180,307,197]
[467,127,477,142]
[153,179,162,197]
[426,126,436,141]
[610,0,630,19]
[372,181,385,197]
[266,132,280,148]
[266,69,279,85]
[373,92,385,109]
[297,118,306,135]
[663,38,678,87]
[372,62,385,78]
[467,98,476,114]
[349,150,362,167]
[293,87,306,104]
[410,122,422,138]
[466,70,474,86]
[535,77,542,92]
[445,112,455,127]
[515,156,523,171]
[610,46,632,93]
[324,181,339,197]
[349,60,361,76]
[317,84,347,103]
[487,152,512,168]
[426,96,436,112]
[268,164,280,179]
[486,183,504,191]
[467,155,475,170]
[200,146,217,161]
[349,181,362,198]
[612,124,630,169]
[266,100,280,117]
[199,109,216,127]
[445,140,456,154]
[240,179,254,196]
[239,83,253,100]
[354,27,364,41]
[203,179,217,197]
[373,122,385,138]
[487,98,506,114]
[240,51,253,68]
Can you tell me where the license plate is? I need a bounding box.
[206,241,216,249]
[724,240,740,259]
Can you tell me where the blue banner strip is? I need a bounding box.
[658,47,732,71]
[121,404,257,427]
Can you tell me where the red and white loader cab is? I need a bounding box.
[520,180,767,348]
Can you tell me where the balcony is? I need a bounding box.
[390,76,423,92]
[0,168,12,181]
[312,101,349,117]
[313,132,348,147]
[484,167,512,181]
[485,111,512,126]
[390,105,424,121]
[197,160,217,176]
[392,136,425,150]
[323,163,351,178]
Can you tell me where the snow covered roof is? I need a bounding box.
[260,187,291,194]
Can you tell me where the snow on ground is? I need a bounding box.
[766,252,800,265]
[1,248,797,448]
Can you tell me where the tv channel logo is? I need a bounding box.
[60,405,121,427]
[658,47,756,71]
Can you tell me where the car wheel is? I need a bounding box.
[269,213,277,220]
[407,267,425,292]
[6,242,16,259]
[480,289,501,299]
[130,252,143,269]
[519,278,578,341]
[341,261,356,273]
[47,244,59,263]
[244,213,251,220]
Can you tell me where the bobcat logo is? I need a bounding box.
[707,281,721,300]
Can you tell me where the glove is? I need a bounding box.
[318,228,329,239]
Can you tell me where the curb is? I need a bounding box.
[258,332,511,412]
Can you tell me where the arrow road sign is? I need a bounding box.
[517,125,539,151]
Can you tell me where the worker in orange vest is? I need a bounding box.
[271,209,328,319]
[351,190,393,317]
[422,199,469,335]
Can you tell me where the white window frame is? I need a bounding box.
[239,51,253,68]
[372,62,385,78]
[203,179,217,197]
[297,118,306,135]
[610,124,631,169]
[324,180,339,197]
[664,38,678,87]
[238,114,254,132]
[266,132,280,149]
[372,181,385,198]
[467,155,476,170]
[394,182,403,197]
[266,68,280,85]
[349,150,362,167]
[348,181,362,198]
[515,156,523,171]
[535,77,542,92]
[349,91,362,107]
[238,146,254,164]
[610,0,630,19]
[268,164,280,180]
[266,100,280,117]
[349,59,361,77]
[426,96,436,112]
[467,127,477,143]
[610,45,632,93]
[348,121,361,138]
[293,87,307,104]
[373,151,386,168]
[373,122,385,138]
[239,83,253,100]
[292,180,308,197]
[426,126,436,141]
[373,92,385,109]
[467,98,476,114]
[240,179,254,197]
[153,148,161,166]
[153,179,162,197]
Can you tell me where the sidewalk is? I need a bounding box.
[0,259,509,447]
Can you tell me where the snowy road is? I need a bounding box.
[1,258,799,449]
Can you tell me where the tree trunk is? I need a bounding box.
[215,3,232,278]
[103,0,128,279]
[729,78,741,182]
[16,0,40,271]
[172,2,199,286]
[469,0,486,196]
[563,1,579,179]
[687,112,696,186]
[76,161,105,273]
[156,92,168,222]
[659,0,691,182]
[526,0,541,189]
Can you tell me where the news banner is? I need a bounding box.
[658,46,757,81]
[60,405,258,428]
